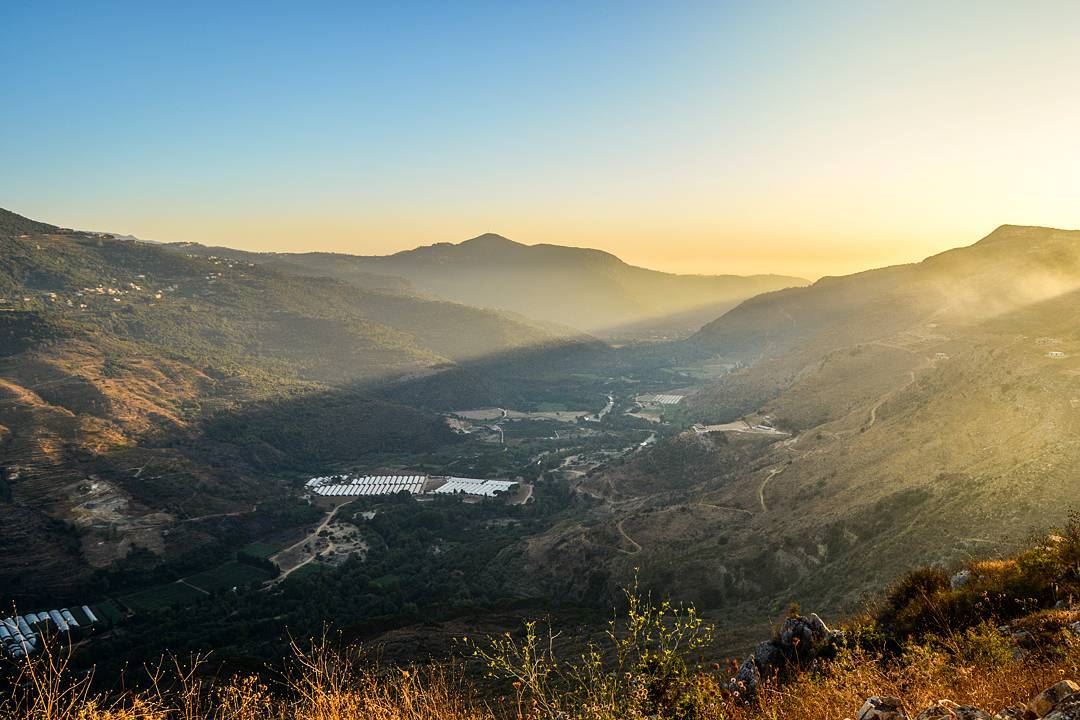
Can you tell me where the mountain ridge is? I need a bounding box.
[0,207,64,237]
[1,203,803,339]
[166,230,806,339]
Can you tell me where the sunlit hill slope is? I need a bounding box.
[516,225,1080,631]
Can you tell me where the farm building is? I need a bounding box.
[309,474,426,497]
[431,477,518,497]
[0,605,99,659]
[637,393,685,406]
[306,473,516,499]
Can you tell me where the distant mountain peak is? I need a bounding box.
[459,233,522,247]
[976,224,1064,245]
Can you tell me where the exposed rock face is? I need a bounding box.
[857,696,906,720]
[951,570,973,589]
[731,657,759,697]
[730,612,840,697]
[779,612,831,647]
[868,680,1080,720]
[914,700,991,720]
[1030,681,1080,718]
[1044,694,1080,720]
[993,707,1028,720]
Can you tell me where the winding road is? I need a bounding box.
[616,518,642,555]
[865,370,918,430]
[758,464,788,512]
[179,504,258,524]
[694,502,754,517]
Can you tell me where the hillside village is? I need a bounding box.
[0,239,256,313]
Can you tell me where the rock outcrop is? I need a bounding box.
[852,679,1080,720]
[857,696,906,720]
[913,700,990,720]
[1030,681,1080,718]
[730,612,840,696]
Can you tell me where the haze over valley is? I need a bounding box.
[6,3,1080,718]
[172,232,806,340]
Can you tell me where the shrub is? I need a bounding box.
[876,566,951,637]
[467,577,717,720]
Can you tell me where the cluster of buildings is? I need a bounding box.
[431,477,518,497]
[304,474,517,499]
[305,474,427,497]
[1,606,98,659]
[0,277,180,313]
[637,393,685,406]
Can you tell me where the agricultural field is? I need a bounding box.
[90,599,126,624]
[118,561,275,612]
[184,561,274,592]
[121,582,207,612]
[239,542,281,560]
[283,564,324,581]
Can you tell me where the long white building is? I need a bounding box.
[308,474,426,497]
[306,474,516,499]
[432,477,518,497]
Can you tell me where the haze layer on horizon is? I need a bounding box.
[3,1,1079,279]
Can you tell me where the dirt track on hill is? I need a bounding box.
[616,518,642,554]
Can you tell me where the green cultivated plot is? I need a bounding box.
[122,582,207,612]
[239,542,280,560]
[184,562,273,592]
[284,564,324,581]
[91,599,126,624]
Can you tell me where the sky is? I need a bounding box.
[3,1,1079,279]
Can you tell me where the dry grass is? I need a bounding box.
[0,637,493,720]
[3,634,1080,720]
[730,644,1080,720]
[970,559,1019,575]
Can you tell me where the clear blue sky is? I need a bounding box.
[3,1,1079,277]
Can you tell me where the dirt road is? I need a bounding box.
[616,518,642,555]
[267,505,341,584]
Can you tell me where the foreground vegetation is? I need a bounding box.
[5,618,1079,720]
[7,517,1080,719]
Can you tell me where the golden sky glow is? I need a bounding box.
[4,2,1079,279]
